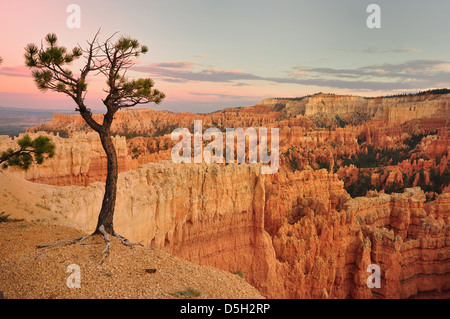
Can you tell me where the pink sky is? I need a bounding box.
[1,1,449,113]
[0,2,273,112]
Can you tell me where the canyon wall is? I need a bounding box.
[27,106,285,137]
[259,93,450,126]
[2,92,448,298]
[0,132,136,186]
[27,94,450,140]
[13,161,447,299]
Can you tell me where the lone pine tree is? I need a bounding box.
[24,31,165,257]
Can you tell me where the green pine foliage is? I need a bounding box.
[345,169,373,198]
[24,32,165,109]
[0,135,55,170]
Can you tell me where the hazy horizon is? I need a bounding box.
[1,88,450,115]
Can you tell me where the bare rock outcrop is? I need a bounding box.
[259,93,450,126]
[0,132,131,186]
[2,161,447,299]
[2,92,448,298]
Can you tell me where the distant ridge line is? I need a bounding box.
[270,88,450,101]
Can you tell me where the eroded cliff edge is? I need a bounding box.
[1,91,448,298]
[2,161,447,299]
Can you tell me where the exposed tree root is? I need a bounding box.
[97,225,111,265]
[113,232,143,247]
[35,236,90,254]
[34,226,143,264]
[34,236,90,261]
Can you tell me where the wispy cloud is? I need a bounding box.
[151,61,199,69]
[0,66,31,78]
[189,92,258,100]
[133,64,261,83]
[362,47,422,54]
[133,59,450,91]
[4,59,448,93]
[289,59,450,90]
[333,47,422,54]
[296,59,450,79]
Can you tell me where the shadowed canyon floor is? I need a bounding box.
[1,91,449,298]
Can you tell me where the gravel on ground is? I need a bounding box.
[0,221,264,299]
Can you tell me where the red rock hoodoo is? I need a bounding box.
[2,91,448,298]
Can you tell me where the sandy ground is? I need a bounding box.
[0,221,264,299]
[0,170,60,223]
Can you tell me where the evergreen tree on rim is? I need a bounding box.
[24,31,165,260]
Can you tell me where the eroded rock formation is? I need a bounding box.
[1,91,449,298]
[3,161,446,299]
[0,132,133,186]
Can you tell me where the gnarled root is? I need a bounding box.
[96,228,144,265]
[35,225,143,264]
[35,236,90,256]
[97,225,111,265]
[113,232,143,247]
[97,226,144,264]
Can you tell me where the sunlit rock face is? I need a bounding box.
[1,92,448,298]
[0,132,130,186]
[3,161,444,299]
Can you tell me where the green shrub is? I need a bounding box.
[0,212,24,223]
[171,288,201,299]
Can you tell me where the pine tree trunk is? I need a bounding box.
[93,131,118,235]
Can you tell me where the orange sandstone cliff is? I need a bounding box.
[1,161,448,299]
[1,91,449,299]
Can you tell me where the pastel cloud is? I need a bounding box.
[151,61,199,69]
[134,59,450,92]
[0,66,32,78]
[189,91,259,100]
[333,47,423,54]
[362,47,423,54]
